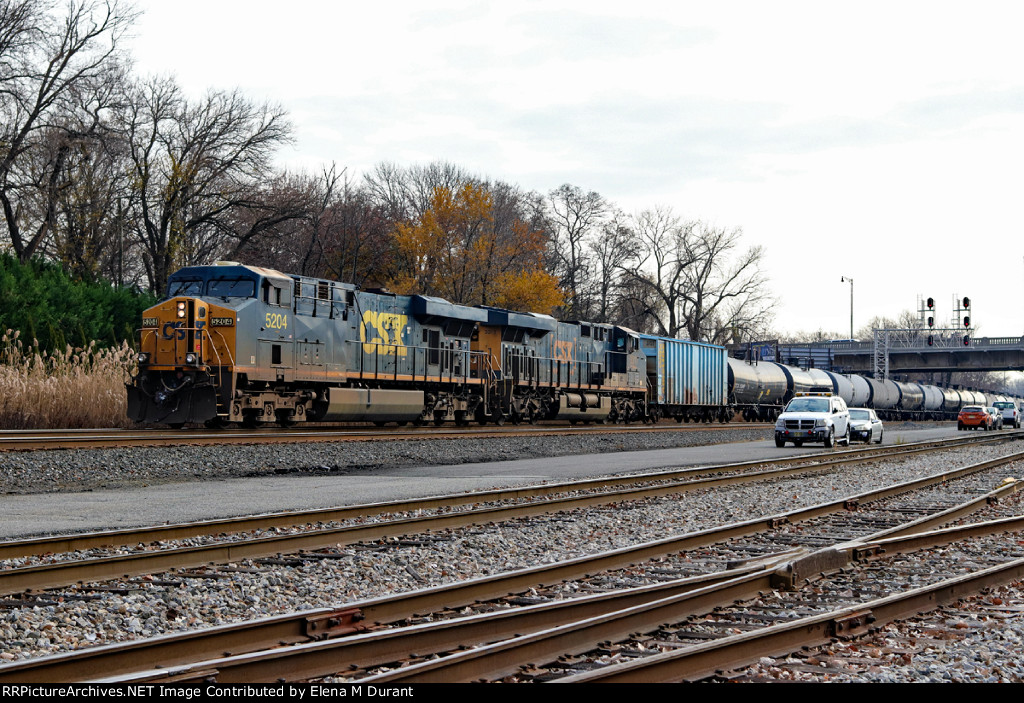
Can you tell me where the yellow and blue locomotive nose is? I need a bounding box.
[127,296,225,424]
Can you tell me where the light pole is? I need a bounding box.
[840,276,853,339]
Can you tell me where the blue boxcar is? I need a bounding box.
[638,334,730,422]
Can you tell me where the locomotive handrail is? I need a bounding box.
[346,339,490,386]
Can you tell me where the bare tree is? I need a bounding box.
[117,75,294,293]
[0,0,135,261]
[676,222,774,344]
[363,160,475,223]
[617,206,695,337]
[547,183,608,320]
[588,211,633,323]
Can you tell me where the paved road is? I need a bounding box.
[1,425,969,539]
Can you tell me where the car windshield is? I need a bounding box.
[786,398,829,413]
[849,409,871,420]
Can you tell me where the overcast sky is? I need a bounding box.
[128,0,1024,338]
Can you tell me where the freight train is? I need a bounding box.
[126,262,1014,428]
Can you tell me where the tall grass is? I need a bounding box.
[0,330,136,429]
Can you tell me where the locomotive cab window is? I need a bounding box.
[262,280,284,306]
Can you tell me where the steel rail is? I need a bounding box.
[2,451,1021,682]
[2,438,1017,596]
[2,560,783,684]
[107,511,1024,685]
[558,538,1024,682]
[0,422,772,452]
[0,432,1008,562]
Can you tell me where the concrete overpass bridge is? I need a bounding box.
[737,335,1024,376]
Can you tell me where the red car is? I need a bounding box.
[958,405,992,430]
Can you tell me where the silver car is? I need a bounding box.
[848,407,883,444]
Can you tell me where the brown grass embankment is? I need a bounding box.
[0,331,136,429]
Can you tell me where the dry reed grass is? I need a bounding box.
[0,330,136,429]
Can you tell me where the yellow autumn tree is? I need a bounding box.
[389,183,564,315]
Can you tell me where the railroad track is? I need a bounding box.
[0,433,1013,594]
[0,421,770,451]
[1,432,1022,682]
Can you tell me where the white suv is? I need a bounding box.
[993,401,1021,429]
[774,393,851,448]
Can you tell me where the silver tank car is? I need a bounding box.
[846,374,872,407]
[919,384,944,418]
[824,371,855,405]
[777,364,816,401]
[864,377,901,417]
[895,381,924,413]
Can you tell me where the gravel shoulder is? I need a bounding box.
[0,426,775,496]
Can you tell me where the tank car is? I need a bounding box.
[726,358,789,420]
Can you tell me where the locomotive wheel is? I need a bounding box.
[493,414,506,426]
[433,415,446,426]
[167,422,185,430]
[241,413,263,429]
[528,409,539,425]
[455,411,469,427]
[204,417,228,429]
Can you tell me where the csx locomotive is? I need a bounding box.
[127,262,729,427]
[126,262,1013,428]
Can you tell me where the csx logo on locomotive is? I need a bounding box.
[361,310,408,356]
[161,321,205,340]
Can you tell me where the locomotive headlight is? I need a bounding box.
[137,352,149,364]
[185,352,197,364]
[177,301,187,318]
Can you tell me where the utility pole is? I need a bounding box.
[840,276,853,339]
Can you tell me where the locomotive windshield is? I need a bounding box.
[207,277,256,299]
[167,278,203,297]
[165,276,256,299]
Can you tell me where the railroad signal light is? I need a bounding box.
[927,297,934,309]
[928,316,934,328]
[927,334,934,346]
[963,296,970,309]
[964,316,971,328]
[963,334,970,346]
